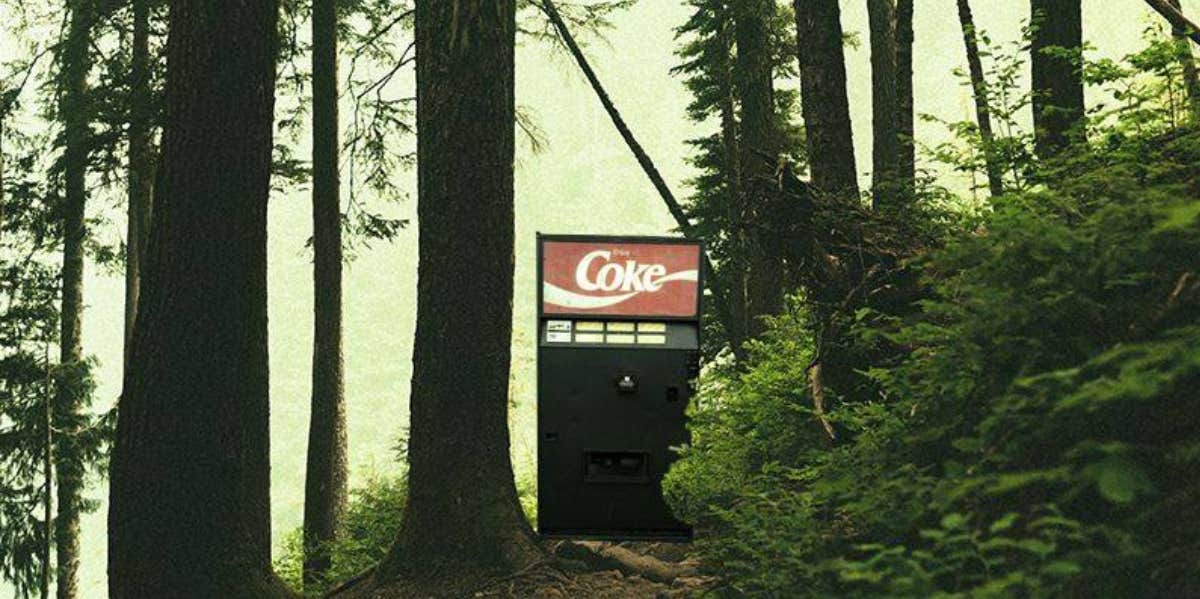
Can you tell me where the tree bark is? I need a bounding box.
[107,0,290,596]
[867,0,901,208]
[793,0,859,199]
[896,0,915,191]
[1030,0,1084,157]
[734,0,784,336]
[717,17,749,356]
[124,0,153,374]
[538,0,741,354]
[957,0,1005,197]
[42,344,52,599]
[303,0,348,588]
[1146,0,1200,46]
[1167,0,1200,120]
[373,0,540,589]
[54,1,93,596]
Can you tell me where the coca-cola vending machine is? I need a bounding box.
[537,234,700,540]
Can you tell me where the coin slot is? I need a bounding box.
[583,451,650,483]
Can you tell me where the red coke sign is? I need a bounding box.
[540,237,703,318]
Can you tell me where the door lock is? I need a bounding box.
[616,374,638,393]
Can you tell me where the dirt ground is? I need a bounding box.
[469,542,717,599]
[335,541,718,599]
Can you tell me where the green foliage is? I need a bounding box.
[1,86,109,598]
[277,473,408,596]
[673,0,805,355]
[666,36,1200,593]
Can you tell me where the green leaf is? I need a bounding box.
[1093,456,1154,504]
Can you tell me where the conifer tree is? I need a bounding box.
[369,0,541,593]
[107,0,291,594]
[793,0,858,198]
[1030,0,1084,156]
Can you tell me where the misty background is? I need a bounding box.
[0,0,1184,595]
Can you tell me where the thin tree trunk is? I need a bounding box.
[373,0,541,590]
[1167,0,1200,119]
[896,0,915,191]
[734,0,784,336]
[957,0,1005,197]
[107,0,290,595]
[718,18,749,356]
[303,0,348,588]
[793,0,860,199]
[1030,0,1084,157]
[538,0,740,352]
[125,0,153,373]
[42,344,52,599]
[867,0,901,208]
[1146,0,1200,46]
[54,1,93,595]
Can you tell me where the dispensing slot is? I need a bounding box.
[584,451,650,483]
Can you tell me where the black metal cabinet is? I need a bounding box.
[536,235,701,540]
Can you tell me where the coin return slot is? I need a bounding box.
[584,451,650,483]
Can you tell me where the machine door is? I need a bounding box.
[538,341,693,538]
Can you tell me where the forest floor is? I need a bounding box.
[469,541,718,598]
[334,540,718,598]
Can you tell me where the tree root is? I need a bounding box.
[549,541,699,584]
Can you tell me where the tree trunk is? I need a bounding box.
[793,0,860,199]
[42,344,52,599]
[1146,0,1200,47]
[373,0,540,590]
[957,0,1005,197]
[1167,0,1200,120]
[303,0,348,588]
[107,0,290,596]
[734,0,784,336]
[1030,0,1084,157]
[125,0,153,373]
[867,0,901,208]
[54,1,93,596]
[718,17,749,356]
[895,0,915,191]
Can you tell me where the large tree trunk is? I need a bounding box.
[124,0,153,372]
[957,0,1005,198]
[867,0,901,208]
[372,0,539,590]
[1167,0,1200,120]
[1030,0,1084,157]
[106,0,290,596]
[793,0,859,199]
[734,0,784,337]
[303,0,348,588]
[54,1,93,596]
[895,0,915,191]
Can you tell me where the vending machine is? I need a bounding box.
[536,234,701,540]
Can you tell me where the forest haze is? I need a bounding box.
[1,0,1199,597]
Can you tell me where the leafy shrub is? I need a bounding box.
[276,474,407,596]
[665,126,1200,597]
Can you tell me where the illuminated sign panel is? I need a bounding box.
[541,240,702,318]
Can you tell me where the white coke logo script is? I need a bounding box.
[575,250,669,293]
